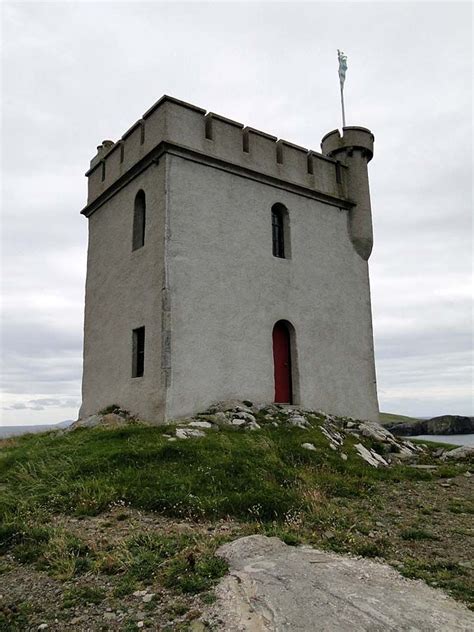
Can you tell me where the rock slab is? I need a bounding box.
[206,535,474,631]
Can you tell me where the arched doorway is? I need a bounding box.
[272,321,293,404]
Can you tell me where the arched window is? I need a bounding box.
[132,190,146,250]
[271,203,288,258]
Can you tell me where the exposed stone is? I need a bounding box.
[441,446,474,461]
[142,593,155,603]
[230,419,246,427]
[355,443,388,468]
[288,415,309,429]
[206,535,474,631]
[188,421,213,429]
[208,400,253,414]
[176,428,206,439]
[358,421,396,443]
[301,442,316,451]
[320,425,343,446]
[246,421,261,431]
[68,414,101,430]
[231,411,256,423]
[68,411,137,432]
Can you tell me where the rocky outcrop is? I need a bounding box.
[203,535,474,631]
[384,415,474,436]
[170,401,425,467]
[71,400,471,466]
[440,445,474,461]
[68,407,139,431]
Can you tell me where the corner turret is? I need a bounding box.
[321,127,374,260]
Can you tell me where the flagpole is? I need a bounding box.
[340,81,346,128]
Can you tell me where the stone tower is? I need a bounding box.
[79,96,379,422]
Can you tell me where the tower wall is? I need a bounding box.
[79,162,166,421]
[165,154,379,421]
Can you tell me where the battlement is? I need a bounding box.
[82,96,353,214]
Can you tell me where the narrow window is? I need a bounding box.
[242,129,250,153]
[132,326,145,377]
[101,160,106,182]
[132,190,146,250]
[271,204,286,258]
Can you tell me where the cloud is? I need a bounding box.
[3,397,81,412]
[1,1,472,424]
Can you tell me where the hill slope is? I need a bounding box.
[0,404,473,630]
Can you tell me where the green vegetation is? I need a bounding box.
[62,585,106,609]
[0,417,472,629]
[0,419,438,522]
[379,412,422,426]
[400,527,439,541]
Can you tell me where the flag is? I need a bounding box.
[338,50,348,87]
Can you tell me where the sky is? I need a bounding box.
[1,1,472,426]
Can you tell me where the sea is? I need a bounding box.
[410,434,474,447]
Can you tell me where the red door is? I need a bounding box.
[273,321,292,403]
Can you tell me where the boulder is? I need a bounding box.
[176,428,206,439]
[355,443,388,468]
[440,445,474,461]
[206,535,474,631]
[288,415,309,429]
[68,412,131,431]
[188,421,213,429]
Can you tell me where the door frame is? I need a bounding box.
[272,319,298,405]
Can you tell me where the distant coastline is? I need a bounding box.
[0,420,73,439]
[379,413,474,437]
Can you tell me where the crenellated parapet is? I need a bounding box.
[82,96,353,216]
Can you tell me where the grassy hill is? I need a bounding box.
[379,412,423,426]
[0,414,473,629]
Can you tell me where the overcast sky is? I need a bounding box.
[1,1,472,426]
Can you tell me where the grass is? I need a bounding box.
[0,419,437,523]
[379,412,422,426]
[62,585,106,609]
[0,415,473,627]
[400,528,439,541]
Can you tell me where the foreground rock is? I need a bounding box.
[68,407,139,431]
[440,445,474,461]
[205,535,474,631]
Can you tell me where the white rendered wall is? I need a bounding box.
[166,155,379,422]
[80,163,166,421]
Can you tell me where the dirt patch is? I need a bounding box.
[1,509,246,631]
